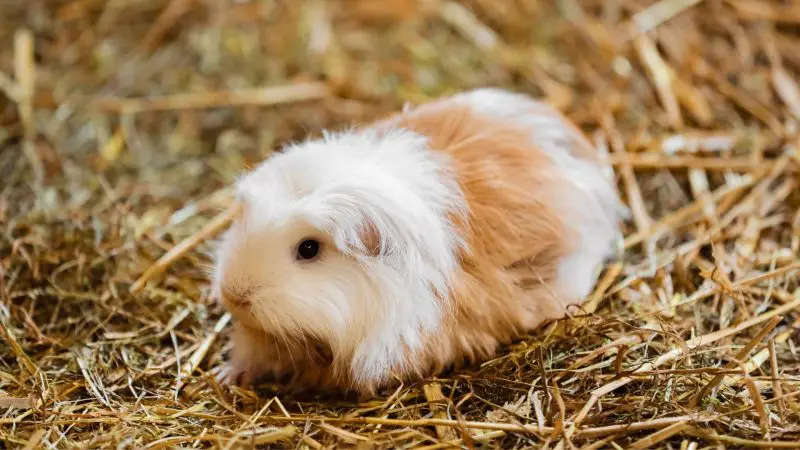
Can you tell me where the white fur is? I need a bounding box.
[452,88,625,305]
[213,128,467,387]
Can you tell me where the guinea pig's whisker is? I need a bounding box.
[265,332,289,368]
[298,333,314,366]
[280,333,299,371]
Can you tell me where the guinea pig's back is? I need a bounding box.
[373,89,623,327]
[447,88,625,304]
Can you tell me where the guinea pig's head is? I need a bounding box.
[211,128,467,386]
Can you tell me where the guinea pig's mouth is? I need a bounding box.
[223,299,253,318]
[227,299,251,309]
[222,297,260,328]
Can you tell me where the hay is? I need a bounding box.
[1,0,799,447]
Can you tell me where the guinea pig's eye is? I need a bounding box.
[296,239,321,261]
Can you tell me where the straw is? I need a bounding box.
[2,0,799,447]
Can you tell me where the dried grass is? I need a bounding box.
[2,0,800,448]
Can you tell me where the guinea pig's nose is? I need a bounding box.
[221,283,253,308]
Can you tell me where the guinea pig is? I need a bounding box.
[212,88,626,396]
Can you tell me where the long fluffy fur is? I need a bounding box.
[212,88,625,395]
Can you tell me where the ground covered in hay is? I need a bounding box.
[1,0,800,448]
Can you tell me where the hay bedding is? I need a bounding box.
[1,0,799,448]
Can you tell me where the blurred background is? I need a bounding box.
[2,0,800,447]
[1,0,797,221]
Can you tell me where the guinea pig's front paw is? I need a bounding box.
[217,361,262,388]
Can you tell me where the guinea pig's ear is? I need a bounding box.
[357,219,383,257]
